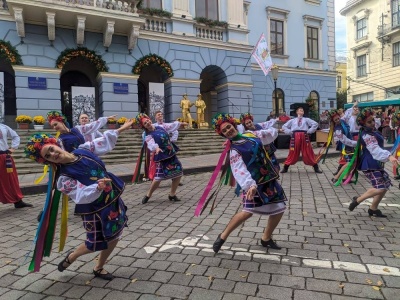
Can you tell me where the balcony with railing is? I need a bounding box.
[195,24,225,42]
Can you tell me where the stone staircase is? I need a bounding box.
[12,128,225,175]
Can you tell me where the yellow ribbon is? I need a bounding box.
[58,194,69,252]
[34,131,60,184]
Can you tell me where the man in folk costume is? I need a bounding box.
[0,123,32,208]
[154,110,179,143]
[323,110,358,183]
[238,112,280,172]
[346,108,398,218]
[79,113,104,142]
[280,107,322,173]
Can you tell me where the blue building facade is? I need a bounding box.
[0,0,336,127]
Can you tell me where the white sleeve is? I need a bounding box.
[282,119,293,134]
[237,124,245,134]
[334,130,357,147]
[259,119,276,129]
[76,117,108,136]
[162,121,181,133]
[375,118,382,130]
[145,135,159,152]
[342,108,353,123]
[57,175,102,204]
[78,130,119,156]
[252,128,278,145]
[363,134,391,162]
[170,130,179,142]
[7,126,20,149]
[306,118,319,134]
[230,149,256,191]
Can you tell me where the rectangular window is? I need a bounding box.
[357,54,367,77]
[393,0,400,27]
[307,26,319,59]
[353,92,373,102]
[330,100,334,108]
[196,0,218,20]
[337,75,342,88]
[394,41,400,66]
[356,18,367,39]
[140,0,162,9]
[270,19,284,55]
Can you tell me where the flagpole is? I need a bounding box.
[243,56,252,72]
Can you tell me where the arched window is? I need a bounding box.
[272,88,285,117]
[309,90,320,120]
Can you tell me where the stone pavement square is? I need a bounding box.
[0,157,399,299]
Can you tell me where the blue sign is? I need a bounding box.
[113,83,129,94]
[28,77,47,90]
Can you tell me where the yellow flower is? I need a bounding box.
[15,115,33,124]
[33,116,45,125]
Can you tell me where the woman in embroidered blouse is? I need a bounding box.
[211,113,287,253]
[25,120,133,280]
[135,113,186,204]
[348,108,398,218]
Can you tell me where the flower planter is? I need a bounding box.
[18,123,30,129]
[34,124,44,130]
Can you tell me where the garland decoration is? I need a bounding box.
[56,47,108,72]
[132,53,173,77]
[0,40,23,65]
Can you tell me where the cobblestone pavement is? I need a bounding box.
[0,158,399,300]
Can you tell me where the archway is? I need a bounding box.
[309,90,320,120]
[199,65,227,124]
[0,58,16,126]
[272,88,285,117]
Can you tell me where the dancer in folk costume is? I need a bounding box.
[321,110,358,183]
[341,108,399,218]
[390,111,400,180]
[0,123,32,208]
[79,113,104,142]
[195,113,287,253]
[238,112,280,172]
[24,120,133,279]
[280,107,323,173]
[133,113,186,204]
[47,111,113,152]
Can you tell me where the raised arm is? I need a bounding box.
[306,118,319,134]
[230,149,256,192]
[282,119,293,134]
[363,134,391,162]
[57,176,101,204]
[251,127,278,145]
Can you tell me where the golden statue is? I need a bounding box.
[180,93,194,128]
[195,93,208,128]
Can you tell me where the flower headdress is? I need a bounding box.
[135,113,150,128]
[356,108,375,127]
[47,111,66,124]
[24,133,58,164]
[327,109,341,121]
[212,113,237,136]
[239,113,253,125]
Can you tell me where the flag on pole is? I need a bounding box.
[251,33,273,76]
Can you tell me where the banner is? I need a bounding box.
[148,82,164,121]
[252,33,273,76]
[71,86,95,126]
[0,72,3,123]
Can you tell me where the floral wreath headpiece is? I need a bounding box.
[239,112,253,125]
[47,111,66,124]
[356,108,375,127]
[24,133,59,164]
[327,109,341,121]
[212,113,237,136]
[135,113,150,128]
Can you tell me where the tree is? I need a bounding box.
[336,90,347,109]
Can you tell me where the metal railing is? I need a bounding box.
[195,24,225,41]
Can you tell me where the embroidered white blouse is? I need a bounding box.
[145,121,181,152]
[282,117,318,135]
[0,124,20,151]
[237,119,277,134]
[155,121,179,142]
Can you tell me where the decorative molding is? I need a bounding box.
[128,24,140,50]
[97,72,139,82]
[13,65,61,74]
[164,78,202,84]
[266,6,290,20]
[251,63,336,77]
[303,15,324,28]
[103,20,115,48]
[215,82,253,90]
[350,41,372,52]
[76,15,86,46]
[305,0,321,5]
[13,7,25,38]
[46,12,56,42]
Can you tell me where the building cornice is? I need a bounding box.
[339,0,364,16]
[251,63,336,77]
[12,66,61,74]
[96,72,139,81]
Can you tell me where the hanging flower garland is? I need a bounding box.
[55,47,108,72]
[132,53,173,77]
[0,40,23,65]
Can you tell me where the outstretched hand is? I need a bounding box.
[117,119,134,133]
[107,114,118,119]
[97,178,112,191]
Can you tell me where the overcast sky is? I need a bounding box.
[335,0,347,54]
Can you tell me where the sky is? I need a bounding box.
[335,0,347,60]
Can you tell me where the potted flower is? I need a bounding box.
[33,116,45,130]
[131,118,140,129]
[15,115,33,129]
[117,117,128,125]
[107,117,118,129]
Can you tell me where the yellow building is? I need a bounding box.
[335,62,347,92]
[340,0,400,103]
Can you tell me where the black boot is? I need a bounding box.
[280,165,289,173]
[313,164,323,174]
[332,165,342,176]
[14,201,33,209]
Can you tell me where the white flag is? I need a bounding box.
[251,33,273,76]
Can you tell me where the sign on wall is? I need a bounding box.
[71,86,95,126]
[0,72,4,123]
[148,82,164,121]
[113,83,129,94]
[28,77,47,90]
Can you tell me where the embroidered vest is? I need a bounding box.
[60,149,125,215]
[59,128,85,153]
[148,127,179,162]
[359,131,385,171]
[335,121,353,153]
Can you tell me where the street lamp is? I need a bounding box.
[271,64,279,118]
